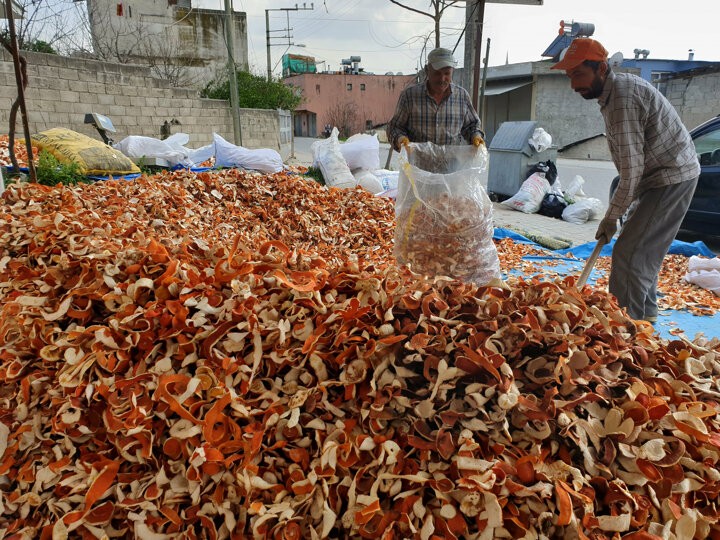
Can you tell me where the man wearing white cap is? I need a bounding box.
[387,47,484,152]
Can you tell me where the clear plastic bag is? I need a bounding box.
[394,142,500,286]
[561,197,604,224]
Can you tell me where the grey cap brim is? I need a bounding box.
[429,60,455,70]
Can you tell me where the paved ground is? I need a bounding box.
[289,136,720,253]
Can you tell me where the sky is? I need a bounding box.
[205,0,719,78]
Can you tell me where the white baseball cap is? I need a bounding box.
[427,48,456,70]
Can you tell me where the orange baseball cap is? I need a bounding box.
[551,38,608,70]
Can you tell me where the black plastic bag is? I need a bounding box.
[526,160,558,185]
[538,192,567,219]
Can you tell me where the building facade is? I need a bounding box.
[85,0,248,87]
[283,72,416,138]
[472,56,720,159]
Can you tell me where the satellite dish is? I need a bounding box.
[608,52,623,67]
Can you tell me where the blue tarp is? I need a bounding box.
[6,166,142,183]
[87,173,142,182]
[493,228,719,341]
[556,238,716,259]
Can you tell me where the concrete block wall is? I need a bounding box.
[666,70,720,131]
[0,50,289,157]
[534,64,718,157]
[532,64,607,151]
[558,136,611,161]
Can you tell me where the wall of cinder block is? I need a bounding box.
[665,70,720,131]
[0,50,288,157]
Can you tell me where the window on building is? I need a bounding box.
[116,2,123,16]
[347,83,352,91]
[315,84,320,94]
[360,83,366,91]
[651,71,670,96]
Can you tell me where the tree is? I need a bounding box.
[325,101,359,139]
[0,0,87,55]
[139,29,202,88]
[24,40,57,54]
[388,0,464,49]
[0,1,205,88]
[202,71,302,111]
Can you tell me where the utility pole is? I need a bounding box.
[469,0,485,113]
[224,0,242,145]
[479,37,490,122]
[464,1,543,107]
[265,3,314,81]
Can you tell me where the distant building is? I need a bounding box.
[282,54,317,78]
[283,57,415,138]
[465,21,720,157]
[85,0,248,86]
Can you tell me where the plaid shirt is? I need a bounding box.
[386,82,483,149]
[599,71,700,220]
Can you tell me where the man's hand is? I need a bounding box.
[595,217,617,244]
[397,136,410,151]
[472,135,485,147]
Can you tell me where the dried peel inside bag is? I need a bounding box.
[0,168,719,539]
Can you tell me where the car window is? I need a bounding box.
[694,124,720,155]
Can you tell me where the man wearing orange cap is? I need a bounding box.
[552,38,699,323]
[387,47,485,152]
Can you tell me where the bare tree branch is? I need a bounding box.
[1,1,217,88]
[388,0,433,18]
[325,100,359,139]
[388,0,463,48]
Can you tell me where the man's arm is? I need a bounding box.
[386,91,411,151]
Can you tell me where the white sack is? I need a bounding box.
[501,173,550,214]
[352,169,384,194]
[213,133,283,174]
[187,143,215,166]
[114,135,190,167]
[562,197,604,224]
[372,169,400,191]
[340,133,380,170]
[311,127,356,189]
[684,256,720,296]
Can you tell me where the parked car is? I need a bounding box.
[609,114,720,234]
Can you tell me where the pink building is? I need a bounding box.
[284,72,416,138]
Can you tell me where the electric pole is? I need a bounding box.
[224,0,242,145]
[462,0,485,112]
[265,3,314,82]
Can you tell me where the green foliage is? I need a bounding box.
[201,71,302,111]
[304,166,325,185]
[0,32,57,54]
[35,150,90,186]
[25,40,56,54]
[134,157,156,176]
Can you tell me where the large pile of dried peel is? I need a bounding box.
[1,169,719,540]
